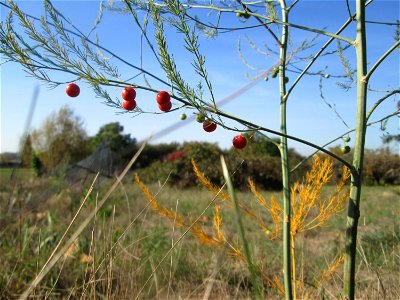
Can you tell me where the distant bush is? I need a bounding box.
[363,147,399,185]
[327,146,399,186]
[136,142,399,189]
[238,133,281,158]
[137,142,223,188]
[31,152,43,177]
[137,141,291,190]
[133,143,180,169]
[229,155,283,190]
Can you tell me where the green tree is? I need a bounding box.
[30,106,91,173]
[90,122,136,151]
[31,151,42,177]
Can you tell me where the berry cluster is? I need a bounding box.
[66,84,248,149]
[122,87,137,111]
[156,91,172,112]
[341,136,351,154]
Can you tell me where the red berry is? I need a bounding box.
[122,87,136,101]
[122,99,136,111]
[156,91,171,105]
[158,101,172,112]
[203,121,217,132]
[233,135,247,149]
[66,83,80,97]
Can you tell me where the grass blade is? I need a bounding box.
[18,137,149,300]
[220,155,263,299]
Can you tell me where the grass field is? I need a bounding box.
[0,168,35,182]
[0,168,398,299]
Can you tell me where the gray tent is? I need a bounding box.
[70,142,114,178]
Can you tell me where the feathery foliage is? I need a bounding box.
[134,155,351,297]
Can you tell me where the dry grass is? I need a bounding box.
[0,163,398,299]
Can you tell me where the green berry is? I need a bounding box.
[242,12,250,19]
[196,113,206,123]
[271,67,279,78]
[284,76,289,84]
[180,113,187,120]
[236,11,250,19]
[342,136,351,142]
[341,145,351,154]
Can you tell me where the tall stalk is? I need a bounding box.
[278,1,293,299]
[344,0,368,299]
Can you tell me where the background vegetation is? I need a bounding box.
[2,106,398,189]
[0,163,398,299]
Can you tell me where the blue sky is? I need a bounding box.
[1,0,399,155]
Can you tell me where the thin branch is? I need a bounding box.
[365,40,400,81]
[236,0,281,46]
[365,20,400,26]
[286,0,373,99]
[290,111,400,173]
[123,0,161,66]
[288,0,300,12]
[185,12,273,33]
[319,75,351,129]
[0,1,170,87]
[345,0,354,21]
[154,3,354,44]
[366,89,400,121]
[211,106,356,174]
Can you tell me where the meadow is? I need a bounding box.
[0,167,399,299]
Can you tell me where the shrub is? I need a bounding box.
[31,152,42,177]
[363,147,400,185]
[137,142,223,188]
[230,156,283,190]
[138,141,289,190]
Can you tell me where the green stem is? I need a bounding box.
[344,1,368,299]
[278,1,293,299]
[220,156,263,299]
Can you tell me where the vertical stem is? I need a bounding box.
[344,0,367,299]
[278,1,293,299]
[221,156,263,299]
[18,185,23,256]
[291,235,297,300]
